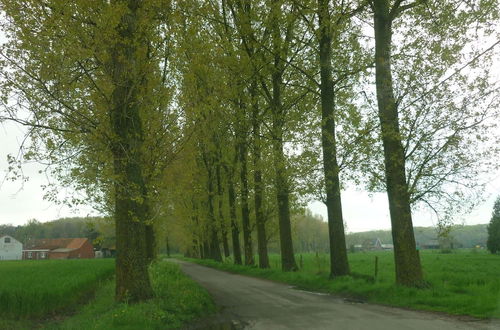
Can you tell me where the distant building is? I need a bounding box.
[362,238,383,250]
[99,247,116,258]
[381,244,394,250]
[93,236,116,258]
[23,238,94,260]
[421,239,440,249]
[0,235,23,260]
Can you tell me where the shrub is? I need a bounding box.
[487,196,500,254]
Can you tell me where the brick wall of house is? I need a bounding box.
[78,240,95,258]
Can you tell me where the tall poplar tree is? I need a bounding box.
[317,0,350,277]
[0,0,175,301]
[368,0,499,286]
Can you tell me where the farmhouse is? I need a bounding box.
[22,238,94,260]
[0,235,23,260]
[362,238,383,250]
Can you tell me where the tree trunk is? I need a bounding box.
[227,165,243,264]
[251,82,270,269]
[202,240,210,259]
[113,191,152,302]
[270,0,297,272]
[221,221,230,258]
[145,223,156,263]
[238,135,254,265]
[207,167,223,262]
[373,0,423,287]
[166,234,171,257]
[271,124,297,272]
[317,0,350,278]
[191,208,202,259]
[216,162,230,258]
[109,0,153,303]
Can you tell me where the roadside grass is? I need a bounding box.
[182,250,500,319]
[0,259,115,319]
[50,261,215,330]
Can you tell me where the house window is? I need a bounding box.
[4,237,10,243]
[27,251,33,259]
[40,252,47,259]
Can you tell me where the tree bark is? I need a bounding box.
[145,223,156,263]
[221,217,231,258]
[270,0,297,272]
[271,110,297,272]
[207,166,223,262]
[191,205,203,259]
[227,166,243,264]
[238,133,254,265]
[317,0,350,277]
[373,0,423,287]
[235,0,267,268]
[202,240,210,259]
[251,82,270,269]
[109,0,153,302]
[166,234,171,257]
[216,162,231,258]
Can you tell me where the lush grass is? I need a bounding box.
[183,250,500,319]
[0,259,115,319]
[51,261,215,329]
[0,260,215,329]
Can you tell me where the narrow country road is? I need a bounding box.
[171,259,500,330]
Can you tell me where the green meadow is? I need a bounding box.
[0,259,214,329]
[184,250,500,319]
[0,259,115,319]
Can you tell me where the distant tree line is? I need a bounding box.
[291,215,489,252]
[32,213,491,254]
[2,214,490,255]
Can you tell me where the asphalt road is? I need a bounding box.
[171,259,500,330]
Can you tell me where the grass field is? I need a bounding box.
[52,261,215,329]
[0,259,215,329]
[184,250,500,319]
[0,259,115,319]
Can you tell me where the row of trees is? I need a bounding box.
[165,0,499,285]
[0,0,498,301]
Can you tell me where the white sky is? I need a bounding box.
[0,121,97,225]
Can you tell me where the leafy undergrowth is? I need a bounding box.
[182,250,500,319]
[0,259,115,319]
[49,261,215,329]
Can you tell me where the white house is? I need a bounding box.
[0,235,23,260]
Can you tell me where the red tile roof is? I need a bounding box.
[25,238,89,250]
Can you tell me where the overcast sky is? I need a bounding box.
[0,121,97,226]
